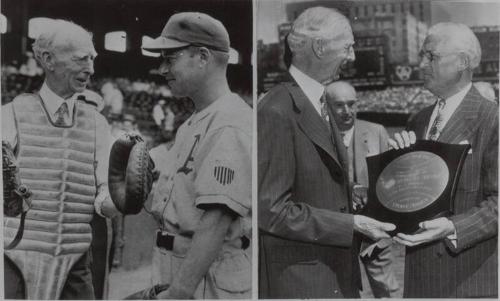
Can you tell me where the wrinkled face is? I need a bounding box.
[419,34,461,97]
[321,25,356,84]
[159,46,202,97]
[51,37,96,96]
[326,85,357,131]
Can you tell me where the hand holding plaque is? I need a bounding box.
[362,132,470,234]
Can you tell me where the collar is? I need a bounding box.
[39,82,77,119]
[289,65,325,116]
[188,92,235,125]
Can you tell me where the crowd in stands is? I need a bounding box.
[2,58,495,142]
[356,86,437,113]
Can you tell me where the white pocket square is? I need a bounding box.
[459,140,473,154]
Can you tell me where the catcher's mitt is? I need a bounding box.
[3,141,32,250]
[108,133,155,214]
[3,141,31,217]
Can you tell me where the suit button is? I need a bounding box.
[334,290,339,294]
[340,206,347,213]
[436,251,443,258]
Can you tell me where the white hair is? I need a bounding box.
[32,19,94,65]
[287,6,350,57]
[428,22,482,69]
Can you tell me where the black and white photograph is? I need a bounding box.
[2,0,500,300]
[1,0,252,299]
[257,0,498,299]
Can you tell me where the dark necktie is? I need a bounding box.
[54,102,69,126]
[428,98,446,140]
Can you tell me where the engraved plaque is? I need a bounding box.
[363,140,470,234]
[376,152,448,213]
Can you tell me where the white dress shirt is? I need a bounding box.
[341,127,355,148]
[289,65,325,116]
[425,82,472,139]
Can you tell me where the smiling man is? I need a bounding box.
[2,19,118,299]
[389,22,498,298]
[258,6,396,299]
[141,12,252,299]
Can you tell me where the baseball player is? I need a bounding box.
[139,12,252,299]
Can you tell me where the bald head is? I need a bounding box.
[326,81,357,102]
[325,81,358,131]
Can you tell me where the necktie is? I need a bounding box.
[320,92,330,128]
[428,98,446,140]
[341,132,349,148]
[54,102,69,126]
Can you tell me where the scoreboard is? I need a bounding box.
[339,35,388,87]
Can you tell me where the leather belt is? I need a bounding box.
[156,232,250,251]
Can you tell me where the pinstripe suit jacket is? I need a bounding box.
[405,86,498,298]
[258,79,360,299]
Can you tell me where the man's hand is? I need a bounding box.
[387,130,417,149]
[353,215,396,240]
[393,217,456,247]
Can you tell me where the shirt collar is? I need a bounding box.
[289,65,325,115]
[188,92,235,125]
[39,82,77,118]
[341,127,355,147]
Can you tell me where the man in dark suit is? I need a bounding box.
[389,22,498,298]
[258,7,396,299]
[326,81,400,298]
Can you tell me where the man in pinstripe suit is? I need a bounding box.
[258,7,396,299]
[390,22,498,298]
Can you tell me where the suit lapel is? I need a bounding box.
[284,82,342,169]
[414,106,434,139]
[353,121,369,182]
[438,86,481,143]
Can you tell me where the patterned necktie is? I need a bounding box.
[54,102,69,126]
[320,92,331,128]
[428,98,446,140]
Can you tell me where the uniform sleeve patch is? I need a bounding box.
[213,166,235,185]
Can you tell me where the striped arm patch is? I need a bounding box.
[213,166,234,185]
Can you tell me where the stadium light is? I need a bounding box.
[141,36,160,57]
[28,17,55,39]
[105,31,127,53]
[0,14,7,34]
[229,47,240,64]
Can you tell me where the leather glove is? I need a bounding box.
[108,133,155,214]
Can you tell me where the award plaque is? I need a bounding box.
[362,140,470,234]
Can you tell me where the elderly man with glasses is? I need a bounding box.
[389,22,498,298]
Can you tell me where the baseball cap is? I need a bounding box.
[142,12,230,53]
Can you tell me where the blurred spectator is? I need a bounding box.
[18,52,43,77]
[474,81,497,103]
[101,81,124,116]
[152,99,166,127]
